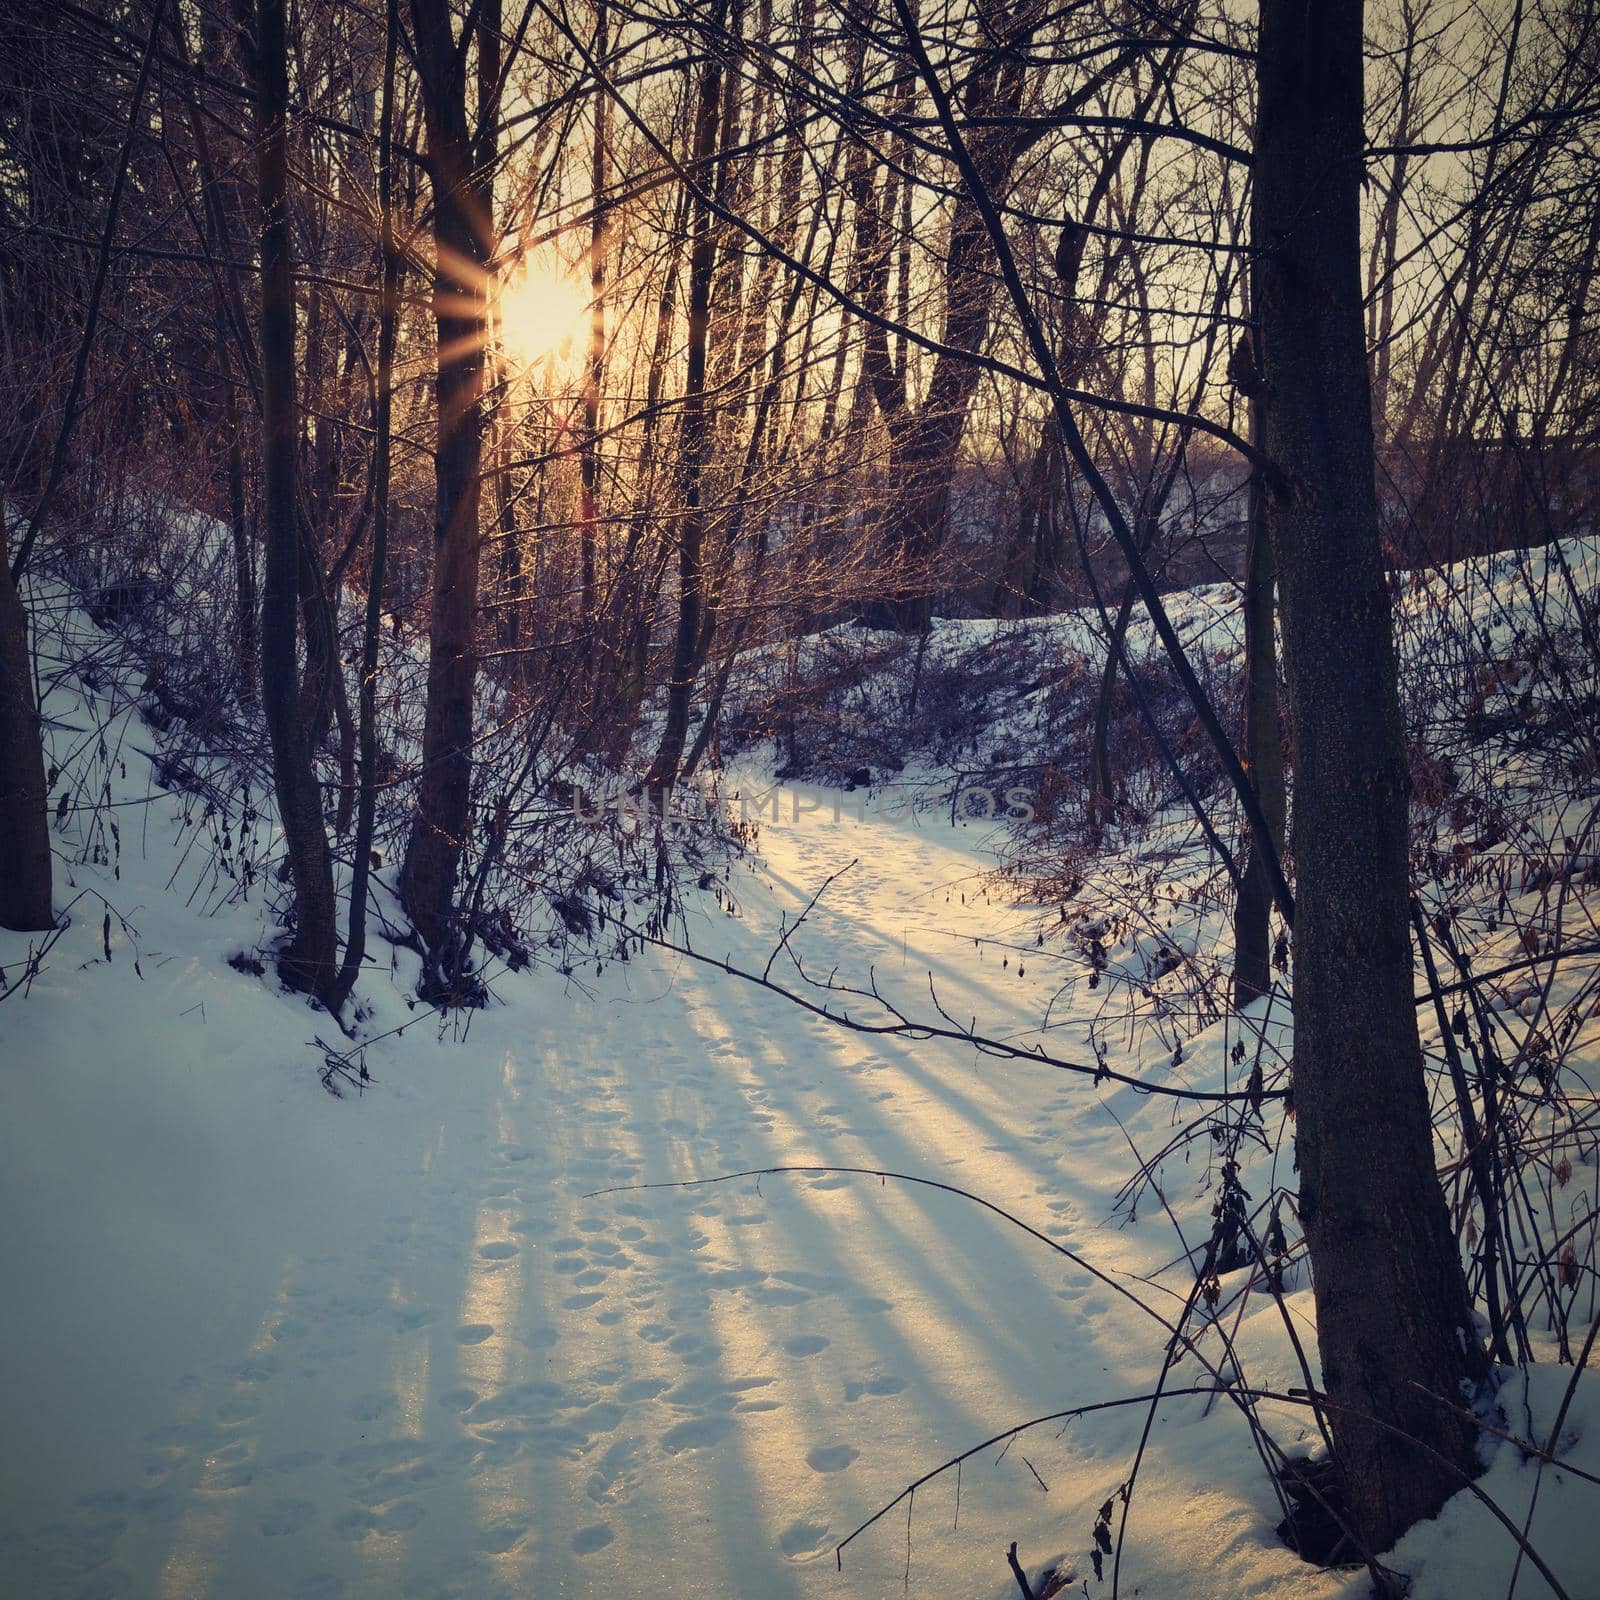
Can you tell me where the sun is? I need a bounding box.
[496,251,589,372]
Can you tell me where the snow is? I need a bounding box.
[4,559,1599,1599]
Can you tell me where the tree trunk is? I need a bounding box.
[578,0,609,668]
[295,500,335,746]
[1231,347,1286,1009]
[646,25,724,794]
[1087,565,1142,835]
[330,0,400,1015]
[224,360,257,705]
[1256,0,1488,1552]
[0,517,52,931]
[400,0,495,979]
[604,179,689,732]
[253,0,338,1000]
[492,431,523,665]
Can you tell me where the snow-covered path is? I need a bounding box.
[0,786,1358,1600]
[12,550,1600,1600]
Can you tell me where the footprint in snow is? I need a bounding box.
[478,1518,530,1555]
[586,1436,642,1504]
[478,1241,518,1260]
[454,1323,494,1344]
[572,1523,616,1555]
[663,1372,728,1409]
[806,1444,859,1473]
[784,1334,829,1357]
[843,1374,907,1402]
[617,1376,670,1402]
[333,1509,379,1542]
[780,1520,832,1560]
[755,1283,811,1306]
[660,1415,733,1453]
[377,1501,425,1533]
[259,1498,315,1537]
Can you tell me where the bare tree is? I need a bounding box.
[646,8,727,793]
[330,0,402,1014]
[249,0,340,999]
[1255,0,1488,1549]
[1230,280,1286,1009]
[400,0,502,989]
[0,515,52,931]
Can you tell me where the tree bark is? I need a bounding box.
[0,516,52,931]
[224,359,258,705]
[1087,553,1145,834]
[1231,339,1286,1009]
[1256,0,1488,1551]
[252,0,339,1000]
[330,0,401,1015]
[646,22,725,794]
[400,0,496,980]
[578,0,609,662]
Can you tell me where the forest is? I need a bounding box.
[1,0,1598,1596]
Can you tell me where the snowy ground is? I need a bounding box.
[4,580,1599,1599]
